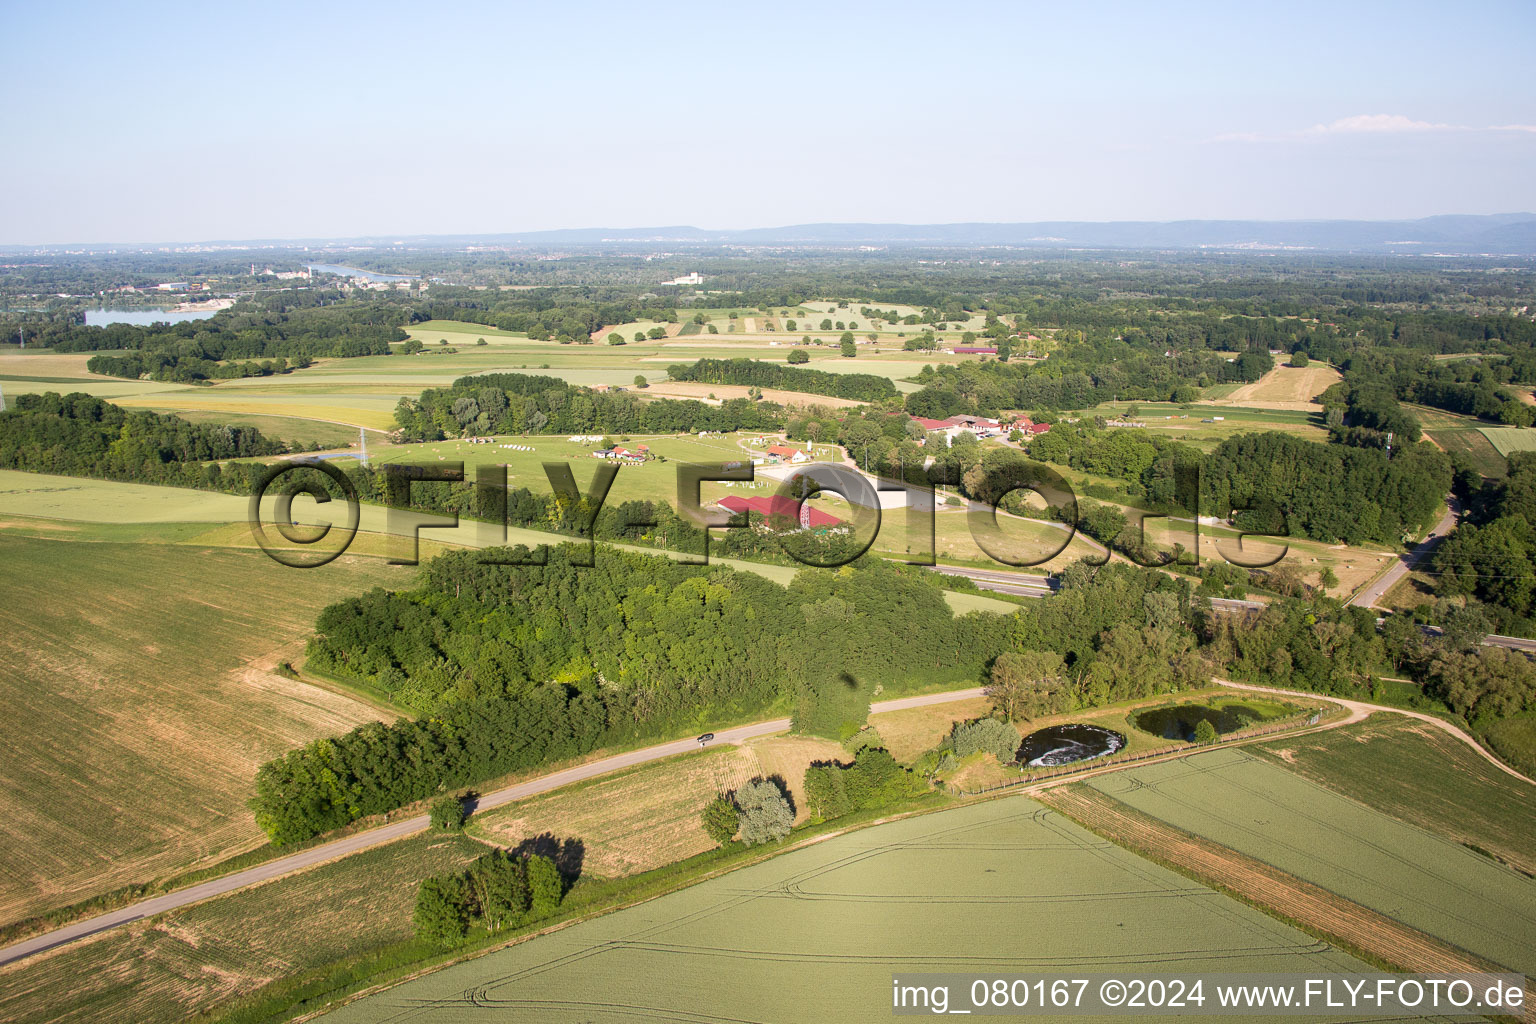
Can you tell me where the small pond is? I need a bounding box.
[1015,724,1126,767]
[1135,703,1274,742]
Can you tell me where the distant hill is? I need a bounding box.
[477,215,1536,254]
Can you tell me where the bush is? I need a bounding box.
[429,794,468,830]
[949,718,1020,763]
[700,793,739,845]
[735,779,794,845]
[1193,719,1219,744]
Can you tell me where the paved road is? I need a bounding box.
[1350,499,1459,610]
[0,687,983,968]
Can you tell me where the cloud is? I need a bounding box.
[1306,114,1451,134]
[1212,115,1536,144]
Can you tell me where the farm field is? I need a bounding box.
[0,527,404,925]
[0,471,1014,614]
[1084,748,1536,974]
[0,832,488,1024]
[1408,405,1509,478]
[1079,401,1329,450]
[1250,715,1536,875]
[1208,362,1342,410]
[321,797,1370,1024]
[467,736,843,879]
[1478,423,1536,457]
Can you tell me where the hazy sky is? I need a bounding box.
[3,0,1533,243]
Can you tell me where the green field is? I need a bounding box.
[0,525,403,925]
[1478,424,1536,457]
[322,798,1368,1024]
[1406,405,1509,477]
[1086,748,1536,974]
[0,832,488,1024]
[1249,715,1536,875]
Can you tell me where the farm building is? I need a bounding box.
[765,444,811,463]
[716,495,843,531]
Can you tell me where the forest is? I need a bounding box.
[0,392,285,478]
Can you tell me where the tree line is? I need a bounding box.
[666,357,899,402]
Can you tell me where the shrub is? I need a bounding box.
[735,779,794,845]
[950,718,1020,763]
[700,793,739,845]
[429,794,468,830]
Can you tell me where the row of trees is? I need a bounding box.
[393,371,790,440]
[413,848,565,943]
[664,357,898,401]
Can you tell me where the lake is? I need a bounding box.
[84,308,218,327]
[305,263,415,283]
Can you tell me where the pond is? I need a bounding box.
[1015,724,1126,767]
[1135,703,1274,742]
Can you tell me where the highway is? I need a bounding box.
[0,686,982,968]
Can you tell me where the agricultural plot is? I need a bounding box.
[0,526,402,925]
[0,832,487,1024]
[1478,424,1536,457]
[467,737,843,878]
[1407,405,1508,478]
[1208,362,1342,411]
[1251,716,1536,875]
[322,798,1369,1024]
[1080,402,1330,450]
[1085,748,1536,974]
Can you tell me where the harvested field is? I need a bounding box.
[1211,363,1342,410]
[0,833,486,1024]
[868,696,993,761]
[640,380,867,408]
[0,529,400,925]
[467,736,843,879]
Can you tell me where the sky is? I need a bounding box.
[2,0,1534,244]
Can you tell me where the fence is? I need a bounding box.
[951,706,1337,797]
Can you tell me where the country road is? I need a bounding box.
[0,687,982,968]
[5,670,1528,969]
[1350,499,1460,610]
